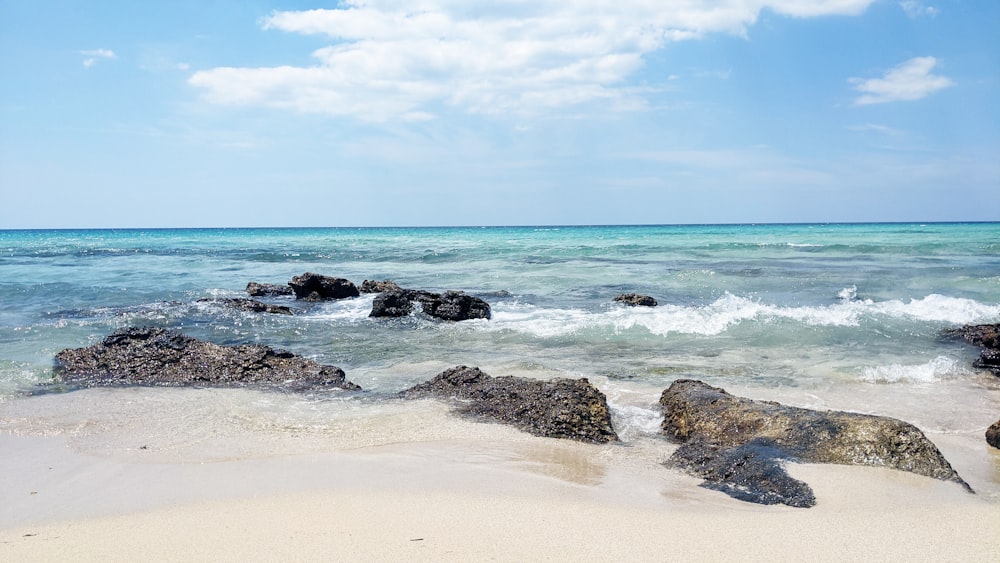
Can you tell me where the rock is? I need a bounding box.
[53,327,359,391]
[197,298,292,315]
[401,366,618,444]
[370,290,416,318]
[614,293,658,307]
[288,273,360,301]
[943,323,1000,374]
[660,379,971,507]
[246,282,293,297]
[417,290,492,321]
[360,279,402,293]
[368,289,491,321]
[988,420,1000,449]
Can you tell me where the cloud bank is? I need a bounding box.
[189,0,875,121]
[850,57,953,105]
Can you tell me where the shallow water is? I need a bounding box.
[1,224,999,501]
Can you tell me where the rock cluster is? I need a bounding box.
[54,327,359,391]
[660,379,972,507]
[401,366,617,444]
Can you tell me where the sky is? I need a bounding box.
[1,0,998,228]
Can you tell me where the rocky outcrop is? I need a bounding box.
[53,327,359,391]
[197,298,292,315]
[660,379,971,507]
[988,420,1000,449]
[288,273,360,301]
[370,289,491,321]
[419,291,492,321]
[943,323,1000,374]
[614,293,658,307]
[246,281,293,297]
[360,279,402,293]
[401,366,618,444]
[370,290,417,318]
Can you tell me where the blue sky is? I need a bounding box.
[1,0,997,228]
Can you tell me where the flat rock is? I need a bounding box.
[401,366,618,443]
[53,327,359,391]
[197,297,292,315]
[660,379,971,507]
[246,282,293,297]
[614,293,658,307]
[288,273,360,301]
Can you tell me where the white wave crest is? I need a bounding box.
[488,293,1000,338]
[859,356,967,384]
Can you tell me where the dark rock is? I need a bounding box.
[288,273,360,301]
[370,290,416,318]
[368,289,491,321]
[197,298,293,315]
[360,279,402,293]
[401,366,618,444]
[660,379,971,507]
[417,290,492,321]
[614,293,658,307]
[54,327,359,391]
[943,323,1000,374]
[246,282,293,297]
[988,420,1000,449]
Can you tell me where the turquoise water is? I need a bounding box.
[1,224,999,485]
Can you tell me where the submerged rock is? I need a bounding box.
[943,323,1000,374]
[660,379,971,507]
[54,327,359,391]
[401,366,618,443]
[197,297,292,315]
[288,273,360,301]
[988,420,1000,450]
[245,281,293,297]
[614,293,658,307]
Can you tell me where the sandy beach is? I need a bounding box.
[3,425,998,562]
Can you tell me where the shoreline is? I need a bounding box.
[3,431,998,562]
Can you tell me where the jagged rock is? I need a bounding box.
[246,282,293,297]
[360,279,402,293]
[369,289,491,321]
[53,327,359,391]
[943,323,1000,374]
[288,273,360,301]
[988,420,1000,449]
[614,293,658,307]
[401,366,618,444]
[197,298,292,315]
[418,290,492,321]
[660,379,971,507]
[370,290,416,318]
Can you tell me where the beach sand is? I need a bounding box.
[2,429,998,563]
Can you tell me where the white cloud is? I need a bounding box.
[899,1,939,18]
[849,57,953,105]
[81,48,117,68]
[190,0,876,121]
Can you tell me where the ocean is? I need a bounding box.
[2,223,999,499]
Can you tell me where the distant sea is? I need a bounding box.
[2,223,999,490]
